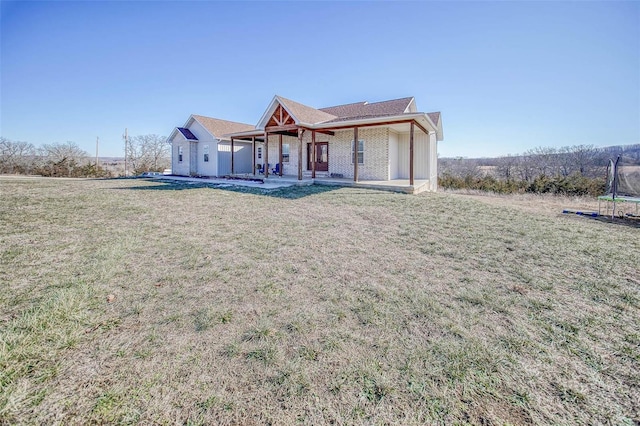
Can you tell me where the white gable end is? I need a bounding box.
[186,118,216,141]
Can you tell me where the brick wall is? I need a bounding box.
[328,127,389,180]
[260,134,302,176]
[254,127,391,180]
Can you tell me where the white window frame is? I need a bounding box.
[351,140,364,165]
[257,147,262,160]
[282,143,290,162]
[178,146,183,163]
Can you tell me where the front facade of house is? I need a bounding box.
[169,95,443,191]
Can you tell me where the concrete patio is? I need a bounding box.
[156,174,432,194]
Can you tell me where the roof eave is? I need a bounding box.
[167,127,179,143]
[225,129,264,138]
[311,113,436,131]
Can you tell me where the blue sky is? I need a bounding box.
[1,1,638,158]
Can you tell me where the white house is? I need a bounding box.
[168,115,255,177]
[169,95,443,192]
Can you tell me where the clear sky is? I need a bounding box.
[1,1,638,158]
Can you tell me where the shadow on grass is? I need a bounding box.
[590,215,640,229]
[564,212,640,229]
[114,178,341,199]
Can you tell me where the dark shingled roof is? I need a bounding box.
[178,127,198,140]
[427,112,440,126]
[319,97,414,120]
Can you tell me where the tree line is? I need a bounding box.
[0,135,170,177]
[439,144,640,196]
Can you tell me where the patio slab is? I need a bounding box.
[155,174,432,194]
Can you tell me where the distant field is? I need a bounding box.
[1,177,638,425]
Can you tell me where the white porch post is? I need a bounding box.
[409,121,414,186]
[428,130,438,191]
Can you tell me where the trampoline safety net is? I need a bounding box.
[605,156,640,198]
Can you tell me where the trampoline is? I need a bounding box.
[598,156,640,218]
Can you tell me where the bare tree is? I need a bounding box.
[565,145,599,177]
[439,157,481,179]
[526,146,560,177]
[40,141,90,177]
[495,155,519,181]
[126,134,170,174]
[0,137,36,174]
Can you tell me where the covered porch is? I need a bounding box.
[226,97,438,189]
[228,124,433,185]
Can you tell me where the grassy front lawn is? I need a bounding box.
[1,177,638,424]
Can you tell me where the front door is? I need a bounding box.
[307,142,328,172]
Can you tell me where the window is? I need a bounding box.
[204,154,209,162]
[351,140,364,164]
[282,143,290,162]
[203,145,209,162]
[178,146,183,162]
[257,147,262,159]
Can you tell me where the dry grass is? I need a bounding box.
[1,176,639,425]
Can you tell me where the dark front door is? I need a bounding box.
[307,142,328,172]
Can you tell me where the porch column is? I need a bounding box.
[279,134,283,176]
[429,130,438,191]
[297,128,304,180]
[353,127,359,182]
[230,137,235,175]
[252,136,256,176]
[409,121,414,186]
[311,130,316,179]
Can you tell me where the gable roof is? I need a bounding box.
[229,95,443,141]
[191,115,254,139]
[177,127,198,140]
[319,97,414,120]
[427,112,440,126]
[258,95,336,126]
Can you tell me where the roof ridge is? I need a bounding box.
[319,100,366,110]
[364,96,414,106]
[192,114,253,127]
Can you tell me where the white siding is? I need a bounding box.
[397,137,409,179]
[389,131,399,179]
[397,131,429,179]
[171,134,190,176]
[429,132,438,190]
[197,141,217,176]
[189,141,198,175]
[218,141,252,176]
[186,120,212,141]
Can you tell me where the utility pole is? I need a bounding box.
[123,128,128,177]
[95,137,99,168]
